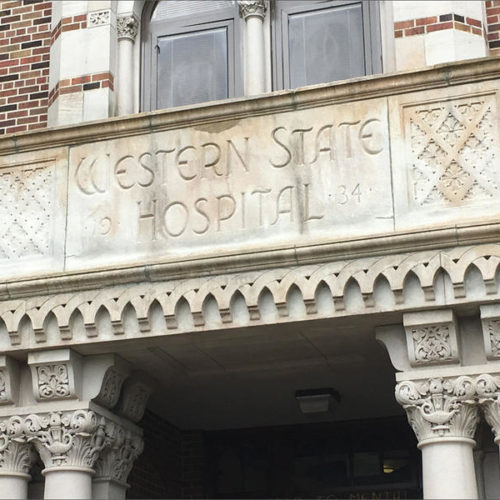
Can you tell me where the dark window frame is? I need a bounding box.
[272,0,382,90]
[141,0,242,111]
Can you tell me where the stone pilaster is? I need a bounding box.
[116,15,138,116]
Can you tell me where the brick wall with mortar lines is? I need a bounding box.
[0,0,50,135]
[486,0,500,54]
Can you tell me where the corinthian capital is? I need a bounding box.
[238,0,267,20]
[24,410,107,471]
[94,423,143,485]
[395,376,479,444]
[475,373,500,443]
[0,416,36,475]
[117,15,138,41]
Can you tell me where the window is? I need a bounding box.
[142,0,242,110]
[142,0,381,111]
[273,0,381,90]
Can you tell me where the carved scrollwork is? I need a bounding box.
[395,376,479,443]
[25,410,107,470]
[93,368,127,409]
[0,416,35,474]
[238,0,267,20]
[117,15,138,41]
[411,325,453,363]
[36,364,70,400]
[94,423,143,484]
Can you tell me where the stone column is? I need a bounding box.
[238,0,267,96]
[0,417,35,500]
[92,425,143,500]
[396,376,479,499]
[24,410,107,500]
[117,16,138,116]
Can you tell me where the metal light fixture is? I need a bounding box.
[295,387,341,415]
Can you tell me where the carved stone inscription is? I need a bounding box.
[67,100,392,267]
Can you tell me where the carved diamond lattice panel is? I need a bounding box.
[0,165,53,260]
[406,96,498,206]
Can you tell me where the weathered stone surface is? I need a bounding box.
[66,98,391,270]
[1,60,500,281]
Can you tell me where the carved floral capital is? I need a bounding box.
[238,0,267,20]
[0,416,36,475]
[24,410,107,471]
[117,15,138,41]
[395,376,479,444]
[94,423,143,484]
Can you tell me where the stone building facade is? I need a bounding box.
[1,1,500,499]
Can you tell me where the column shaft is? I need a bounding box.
[0,474,30,500]
[245,15,266,95]
[117,37,134,116]
[420,439,478,499]
[43,469,93,500]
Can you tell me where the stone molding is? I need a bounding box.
[0,410,142,480]
[238,0,267,20]
[117,15,138,41]
[1,244,500,350]
[396,376,479,444]
[403,310,460,366]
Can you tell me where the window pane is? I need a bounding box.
[157,27,228,108]
[288,3,365,88]
[152,0,233,21]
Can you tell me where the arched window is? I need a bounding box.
[142,0,242,110]
[272,0,381,90]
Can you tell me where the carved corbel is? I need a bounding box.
[395,376,479,445]
[0,355,20,405]
[28,349,82,402]
[480,304,500,360]
[403,310,460,367]
[116,375,152,423]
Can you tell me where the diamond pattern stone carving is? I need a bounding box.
[0,165,53,260]
[406,97,498,206]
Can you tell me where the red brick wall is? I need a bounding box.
[0,0,50,135]
[486,0,500,54]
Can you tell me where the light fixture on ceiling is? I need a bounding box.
[295,387,341,415]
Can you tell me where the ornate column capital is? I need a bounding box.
[24,410,107,472]
[0,416,36,477]
[94,423,143,486]
[395,376,479,445]
[476,373,500,444]
[117,15,138,41]
[238,0,267,20]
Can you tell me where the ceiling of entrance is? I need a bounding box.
[77,312,405,430]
